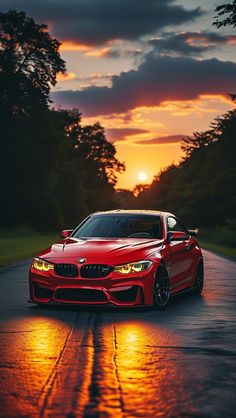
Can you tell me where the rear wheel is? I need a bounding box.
[153,265,170,309]
[195,260,204,294]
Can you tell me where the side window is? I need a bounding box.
[167,217,187,233]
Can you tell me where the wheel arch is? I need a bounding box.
[196,256,204,275]
[193,256,204,294]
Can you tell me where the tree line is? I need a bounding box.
[132,109,236,244]
[0,10,124,231]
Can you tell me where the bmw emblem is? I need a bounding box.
[78,258,86,263]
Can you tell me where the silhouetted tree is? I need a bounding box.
[133,184,149,197]
[0,11,125,230]
[214,1,236,28]
[0,9,65,120]
[62,117,126,222]
[181,131,216,158]
[75,123,125,186]
[136,110,236,229]
[214,1,236,101]
[115,189,136,209]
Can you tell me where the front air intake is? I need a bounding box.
[55,288,108,302]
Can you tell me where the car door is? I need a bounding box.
[165,216,194,292]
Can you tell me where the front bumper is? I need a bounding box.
[29,268,155,307]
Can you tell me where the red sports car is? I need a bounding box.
[29,210,204,308]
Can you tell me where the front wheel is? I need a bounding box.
[153,266,170,309]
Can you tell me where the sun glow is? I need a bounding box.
[138,172,148,182]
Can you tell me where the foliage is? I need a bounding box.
[135,109,236,230]
[116,189,136,209]
[213,1,236,101]
[213,1,236,28]
[0,10,66,119]
[74,122,125,186]
[0,10,125,231]
[216,218,236,246]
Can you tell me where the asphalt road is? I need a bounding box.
[0,250,236,418]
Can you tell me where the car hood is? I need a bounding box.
[38,237,163,264]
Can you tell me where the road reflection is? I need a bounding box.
[0,315,74,418]
[1,251,235,417]
[112,319,197,418]
[0,286,230,418]
[24,316,66,359]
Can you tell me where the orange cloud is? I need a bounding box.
[135,134,188,145]
[84,47,112,57]
[185,33,236,47]
[56,72,77,81]
[60,41,90,51]
[227,36,236,45]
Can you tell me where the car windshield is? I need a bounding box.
[72,214,162,239]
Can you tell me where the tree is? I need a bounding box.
[0,10,66,229]
[213,1,236,100]
[133,184,149,197]
[135,110,236,228]
[213,1,236,28]
[0,10,125,230]
[181,130,217,158]
[0,10,66,119]
[76,123,125,186]
[115,189,136,209]
[65,119,125,216]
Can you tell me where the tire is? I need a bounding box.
[153,265,170,309]
[195,260,204,294]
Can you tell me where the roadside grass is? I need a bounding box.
[199,228,236,259]
[0,229,60,267]
[198,240,236,259]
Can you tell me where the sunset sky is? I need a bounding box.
[1,0,236,188]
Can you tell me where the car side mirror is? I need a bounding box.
[166,231,189,242]
[61,229,73,238]
[166,231,173,243]
[188,228,199,237]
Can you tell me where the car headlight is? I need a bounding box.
[32,258,54,272]
[114,260,152,275]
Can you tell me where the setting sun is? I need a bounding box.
[138,172,148,182]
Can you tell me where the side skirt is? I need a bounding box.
[170,286,196,298]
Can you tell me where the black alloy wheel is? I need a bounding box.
[153,266,170,309]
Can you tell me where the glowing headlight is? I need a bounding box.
[32,258,54,272]
[114,260,152,275]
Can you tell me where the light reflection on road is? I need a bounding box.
[0,315,74,418]
[0,250,236,417]
[1,312,198,418]
[113,320,197,418]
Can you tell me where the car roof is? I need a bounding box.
[91,209,174,218]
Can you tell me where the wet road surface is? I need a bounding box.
[0,250,236,418]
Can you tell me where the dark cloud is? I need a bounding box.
[53,55,236,116]
[104,49,122,59]
[104,48,144,59]
[135,135,188,145]
[0,0,202,45]
[106,128,149,142]
[149,31,236,56]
